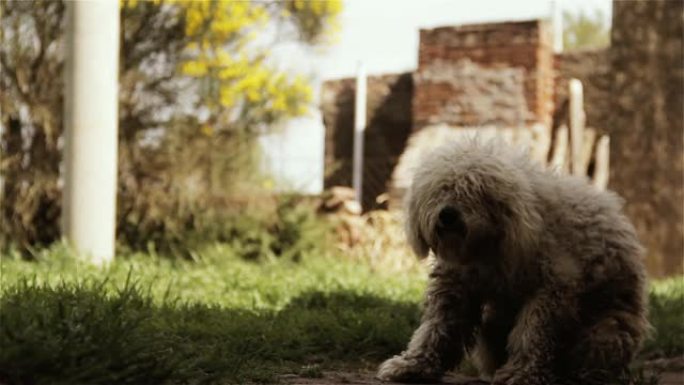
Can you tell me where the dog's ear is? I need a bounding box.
[487,188,541,260]
[406,219,429,258]
[405,190,429,258]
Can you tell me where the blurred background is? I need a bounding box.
[0,1,682,384]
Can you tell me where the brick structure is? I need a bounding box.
[322,20,556,209]
[415,20,554,129]
[413,60,530,128]
[320,10,684,276]
[607,0,683,277]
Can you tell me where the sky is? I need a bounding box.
[260,0,612,194]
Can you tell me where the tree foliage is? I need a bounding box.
[0,0,342,253]
[562,8,610,51]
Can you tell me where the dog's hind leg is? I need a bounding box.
[559,312,647,385]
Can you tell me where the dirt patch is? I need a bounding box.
[659,372,684,385]
[281,358,684,385]
[282,369,684,385]
[282,371,487,385]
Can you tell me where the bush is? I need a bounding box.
[219,194,328,262]
[643,276,684,357]
[117,192,330,261]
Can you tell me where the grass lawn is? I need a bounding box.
[0,245,426,384]
[0,245,682,384]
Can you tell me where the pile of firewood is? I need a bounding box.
[317,186,421,271]
[317,186,364,247]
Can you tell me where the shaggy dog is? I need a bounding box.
[377,139,649,385]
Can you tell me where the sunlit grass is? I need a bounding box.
[0,244,426,384]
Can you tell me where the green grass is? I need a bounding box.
[0,245,682,384]
[643,276,684,358]
[0,245,426,384]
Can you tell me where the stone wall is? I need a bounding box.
[321,73,413,210]
[415,20,554,128]
[608,0,684,277]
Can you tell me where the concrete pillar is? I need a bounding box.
[62,0,120,265]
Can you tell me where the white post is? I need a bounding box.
[550,124,569,173]
[352,62,367,208]
[551,0,564,53]
[530,123,551,165]
[62,0,120,265]
[593,135,610,190]
[569,78,585,176]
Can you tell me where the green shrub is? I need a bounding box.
[207,194,328,262]
[116,193,329,261]
[268,194,328,261]
[643,276,684,357]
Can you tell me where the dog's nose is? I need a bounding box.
[437,206,467,236]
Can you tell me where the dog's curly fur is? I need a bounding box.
[377,139,649,385]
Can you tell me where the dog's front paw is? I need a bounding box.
[492,364,550,385]
[376,355,442,383]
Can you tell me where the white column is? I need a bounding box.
[569,78,585,176]
[551,0,564,53]
[62,0,120,265]
[593,135,610,190]
[352,62,367,208]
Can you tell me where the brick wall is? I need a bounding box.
[413,59,530,127]
[415,20,554,129]
[321,20,557,209]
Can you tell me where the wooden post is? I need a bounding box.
[62,0,120,265]
[593,135,610,190]
[569,79,586,176]
[530,123,551,165]
[352,62,366,209]
[550,124,569,173]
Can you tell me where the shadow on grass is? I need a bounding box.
[0,281,421,385]
[2,277,680,385]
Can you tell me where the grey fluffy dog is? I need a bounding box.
[377,139,649,385]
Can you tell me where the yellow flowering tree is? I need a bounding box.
[0,0,342,252]
[122,0,341,135]
[116,0,343,250]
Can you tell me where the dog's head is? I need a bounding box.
[405,139,542,266]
